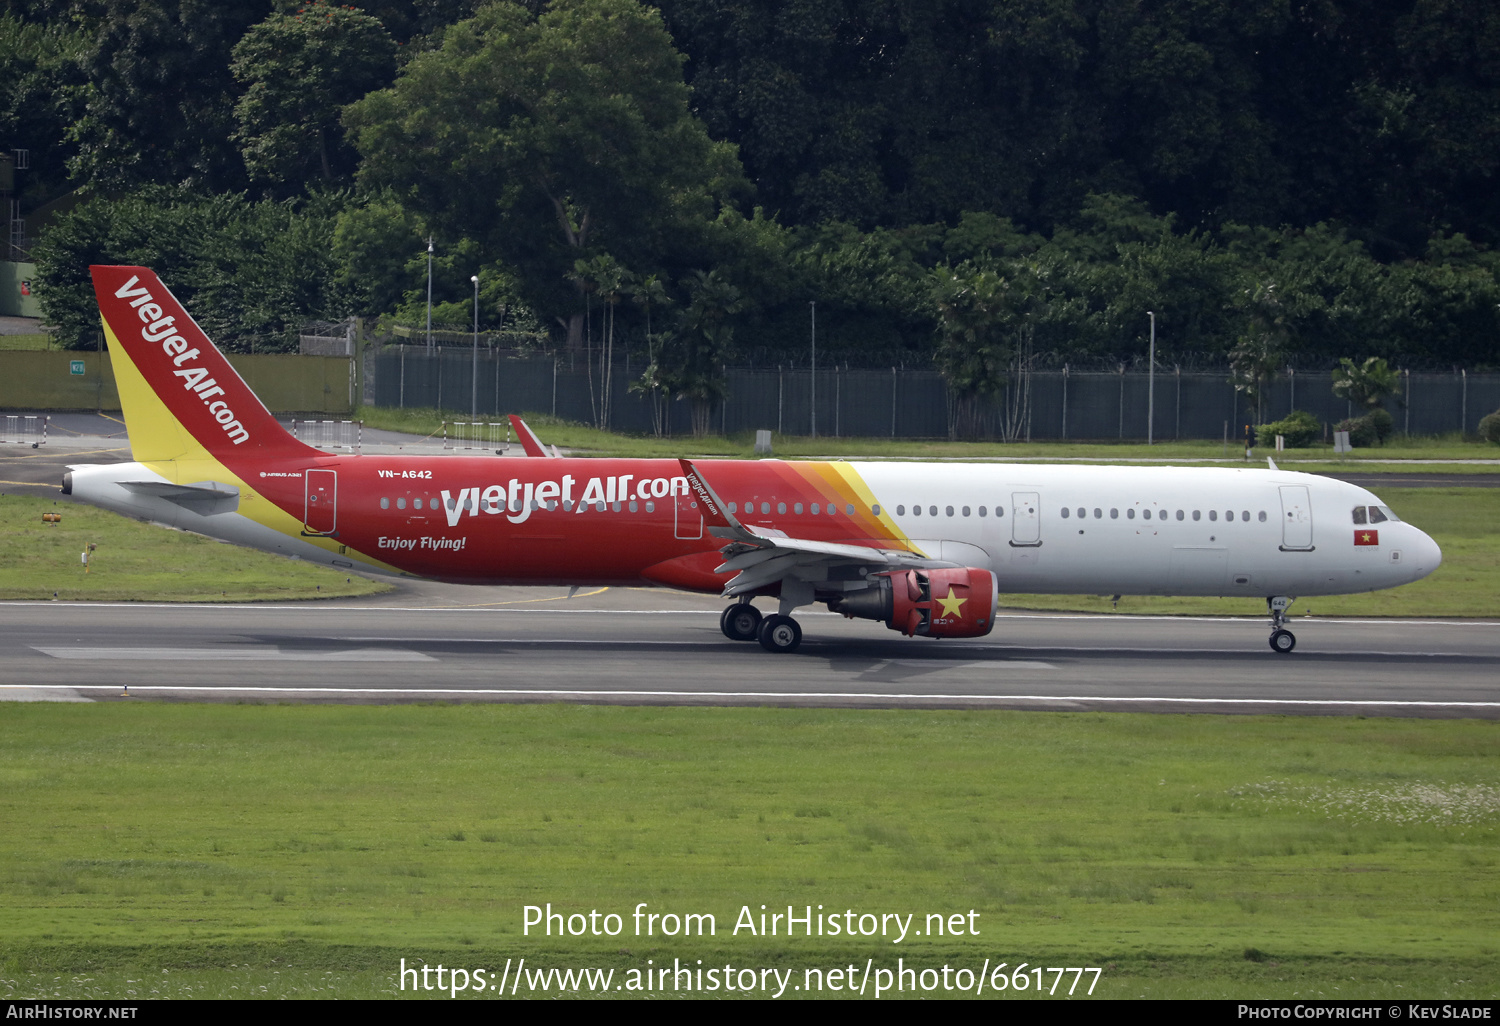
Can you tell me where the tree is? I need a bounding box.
[662,270,743,436]
[231,1,397,190]
[32,186,346,351]
[0,14,90,213]
[572,252,628,429]
[344,0,745,348]
[1229,281,1288,425]
[67,0,272,192]
[1331,357,1401,411]
[626,272,672,436]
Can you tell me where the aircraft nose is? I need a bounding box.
[1412,528,1442,577]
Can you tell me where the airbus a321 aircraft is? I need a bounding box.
[65,265,1441,654]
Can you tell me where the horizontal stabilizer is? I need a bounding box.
[119,480,240,516]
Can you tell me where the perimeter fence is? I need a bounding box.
[367,346,1500,441]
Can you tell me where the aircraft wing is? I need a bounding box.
[678,459,956,596]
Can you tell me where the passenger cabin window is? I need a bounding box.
[847,504,855,516]
[872,504,881,515]
[1176,510,1184,521]
[380,497,389,509]
[1209,510,1217,521]
[929,506,937,516]
[1062,507,1071,518]
[979,506,987,517]
[1127,508,1136,519]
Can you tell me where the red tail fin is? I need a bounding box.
[91,266,317,461]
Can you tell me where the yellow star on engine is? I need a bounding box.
[937,588,966,619]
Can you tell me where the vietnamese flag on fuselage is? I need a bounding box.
[1355,529,1379,546]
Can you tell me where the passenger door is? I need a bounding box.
[1279,485,1313,550]
[1010,491,1041,547]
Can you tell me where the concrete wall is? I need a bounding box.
[0,262,42,318]
[0,351,354,413]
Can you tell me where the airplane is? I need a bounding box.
[63,265,1442,655]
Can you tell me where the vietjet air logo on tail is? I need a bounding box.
[90,265,316,461]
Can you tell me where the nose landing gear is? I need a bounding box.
[1267,596,1297,653]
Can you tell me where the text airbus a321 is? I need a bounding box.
[64,265,1442,654]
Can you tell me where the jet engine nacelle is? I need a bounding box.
[831,567,996,639]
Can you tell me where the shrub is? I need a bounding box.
[1335,408,1395,447]
[1479,410,1500,444]
[1336,416,1376,448]
[1258,409,1322,448]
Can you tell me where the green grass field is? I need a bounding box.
[355,405,1500,464]
[0,705,1495,999]
[0,333,55,351]
[0,495,391,602]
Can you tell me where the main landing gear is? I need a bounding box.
[720,602,803,653]
[719,602,762,642]
[1267,596,1296,654]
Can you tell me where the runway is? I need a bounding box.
[3,590,1497,717]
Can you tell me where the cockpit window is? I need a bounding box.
[1378,506,1401,522]
[1368,506,1388,524]
[1352,506,1367,525]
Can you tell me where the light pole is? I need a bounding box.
[470,275,479,420]
[426,237,434,354]
[810,300,817,439]
[1147,311,1156,445]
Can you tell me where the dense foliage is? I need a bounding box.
[8,0,1500,408]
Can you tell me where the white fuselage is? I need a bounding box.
[852,463,1440,598]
